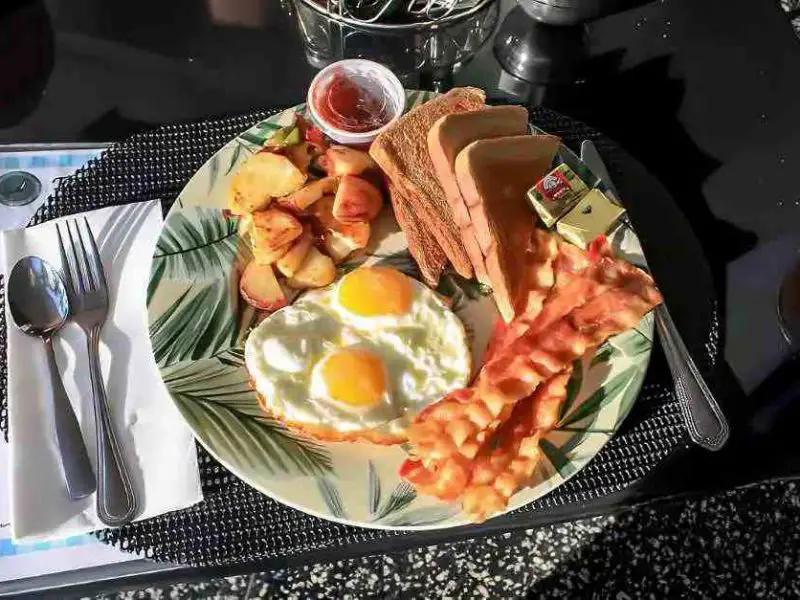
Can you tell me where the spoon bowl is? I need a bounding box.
[7,256,95,500]
[8,256,70,337]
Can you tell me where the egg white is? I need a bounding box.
[244,274,471,437]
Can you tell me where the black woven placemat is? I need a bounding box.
[0,107,719,567]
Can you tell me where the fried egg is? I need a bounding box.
[244,267,471,439]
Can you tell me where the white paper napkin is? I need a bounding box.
[3,201,203,542]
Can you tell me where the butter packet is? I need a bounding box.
[556,188,626,249]
[527,164,589,227]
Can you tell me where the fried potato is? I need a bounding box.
[333,175,383,223]
[251,238,292,265]
[309,195,370,252]
[239,262,288,312]
[275,177,339,213]
[285,246,336,289]
[318,146,377,177]
[276,225,314,277]
[251,208,303,251]
[236,152,307,202]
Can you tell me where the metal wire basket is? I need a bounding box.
[296,0,498,30]
[289,0,499,84]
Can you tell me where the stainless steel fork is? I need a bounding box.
[57,218,139,527]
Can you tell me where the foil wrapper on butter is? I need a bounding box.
[527,164,589,227]
[556,189,626,249]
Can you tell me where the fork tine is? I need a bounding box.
[56,223,77,297]
[66,219,91,293]
[80,217,107,292]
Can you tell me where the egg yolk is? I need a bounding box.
[338,267,413,317]
[321,348,387,407]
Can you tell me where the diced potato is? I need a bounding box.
[276,225,314,277]
[236,152,307,201]
[286,246,336,289]
[251,208,303,251]
[228,185,271,216]
[251,238,292,265]
[276,177,339,213]
[284,142,319,173]
[318,146,377,177]
[239,262,288,312]
[323,229,361,263]
[333,175,383,223]
[309,195,371,251]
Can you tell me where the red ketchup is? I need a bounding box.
[313,72,392,133]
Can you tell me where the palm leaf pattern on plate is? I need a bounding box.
[149,278,258,368]
[226,143,247,175]
[368,461,382,515]
[364,463,455,525]
[317,477,347,519]
[382,505,459,527]
[238,120,283,150]
[559,365,638,428]
[557,359,584,423]
[610,328,652,357]
[151,207,246,282]
[372,482,417,522]
[173,386,333,477]
[590,343,616,367]
[539,430,611,479]
[165,349,333,477]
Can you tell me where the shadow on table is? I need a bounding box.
[545,54,759,317]
[0,1,54,129]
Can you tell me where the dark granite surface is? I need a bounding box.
[89,478,800,598]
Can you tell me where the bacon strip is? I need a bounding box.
[402,255,662,509]
[461,368,572,522]
[479,270,661,407]
[503,237,613,349]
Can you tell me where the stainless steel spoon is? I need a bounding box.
[8,256,96,500]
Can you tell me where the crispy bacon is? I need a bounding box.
[461,368,572,522]
[480,270,661,407]
[501,237,635,356]
[401,238,662,518]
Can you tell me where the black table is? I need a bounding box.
[1,0,799,595]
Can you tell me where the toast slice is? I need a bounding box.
[388,182,447,287]
[454,135,560,322]
[370,88,486,279]
[427,105,530,284]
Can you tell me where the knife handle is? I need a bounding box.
[655,304,730,450]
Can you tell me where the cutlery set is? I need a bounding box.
[7,217,139,527]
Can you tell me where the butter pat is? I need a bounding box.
[527,164,589,227]
[556,189,626,249]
